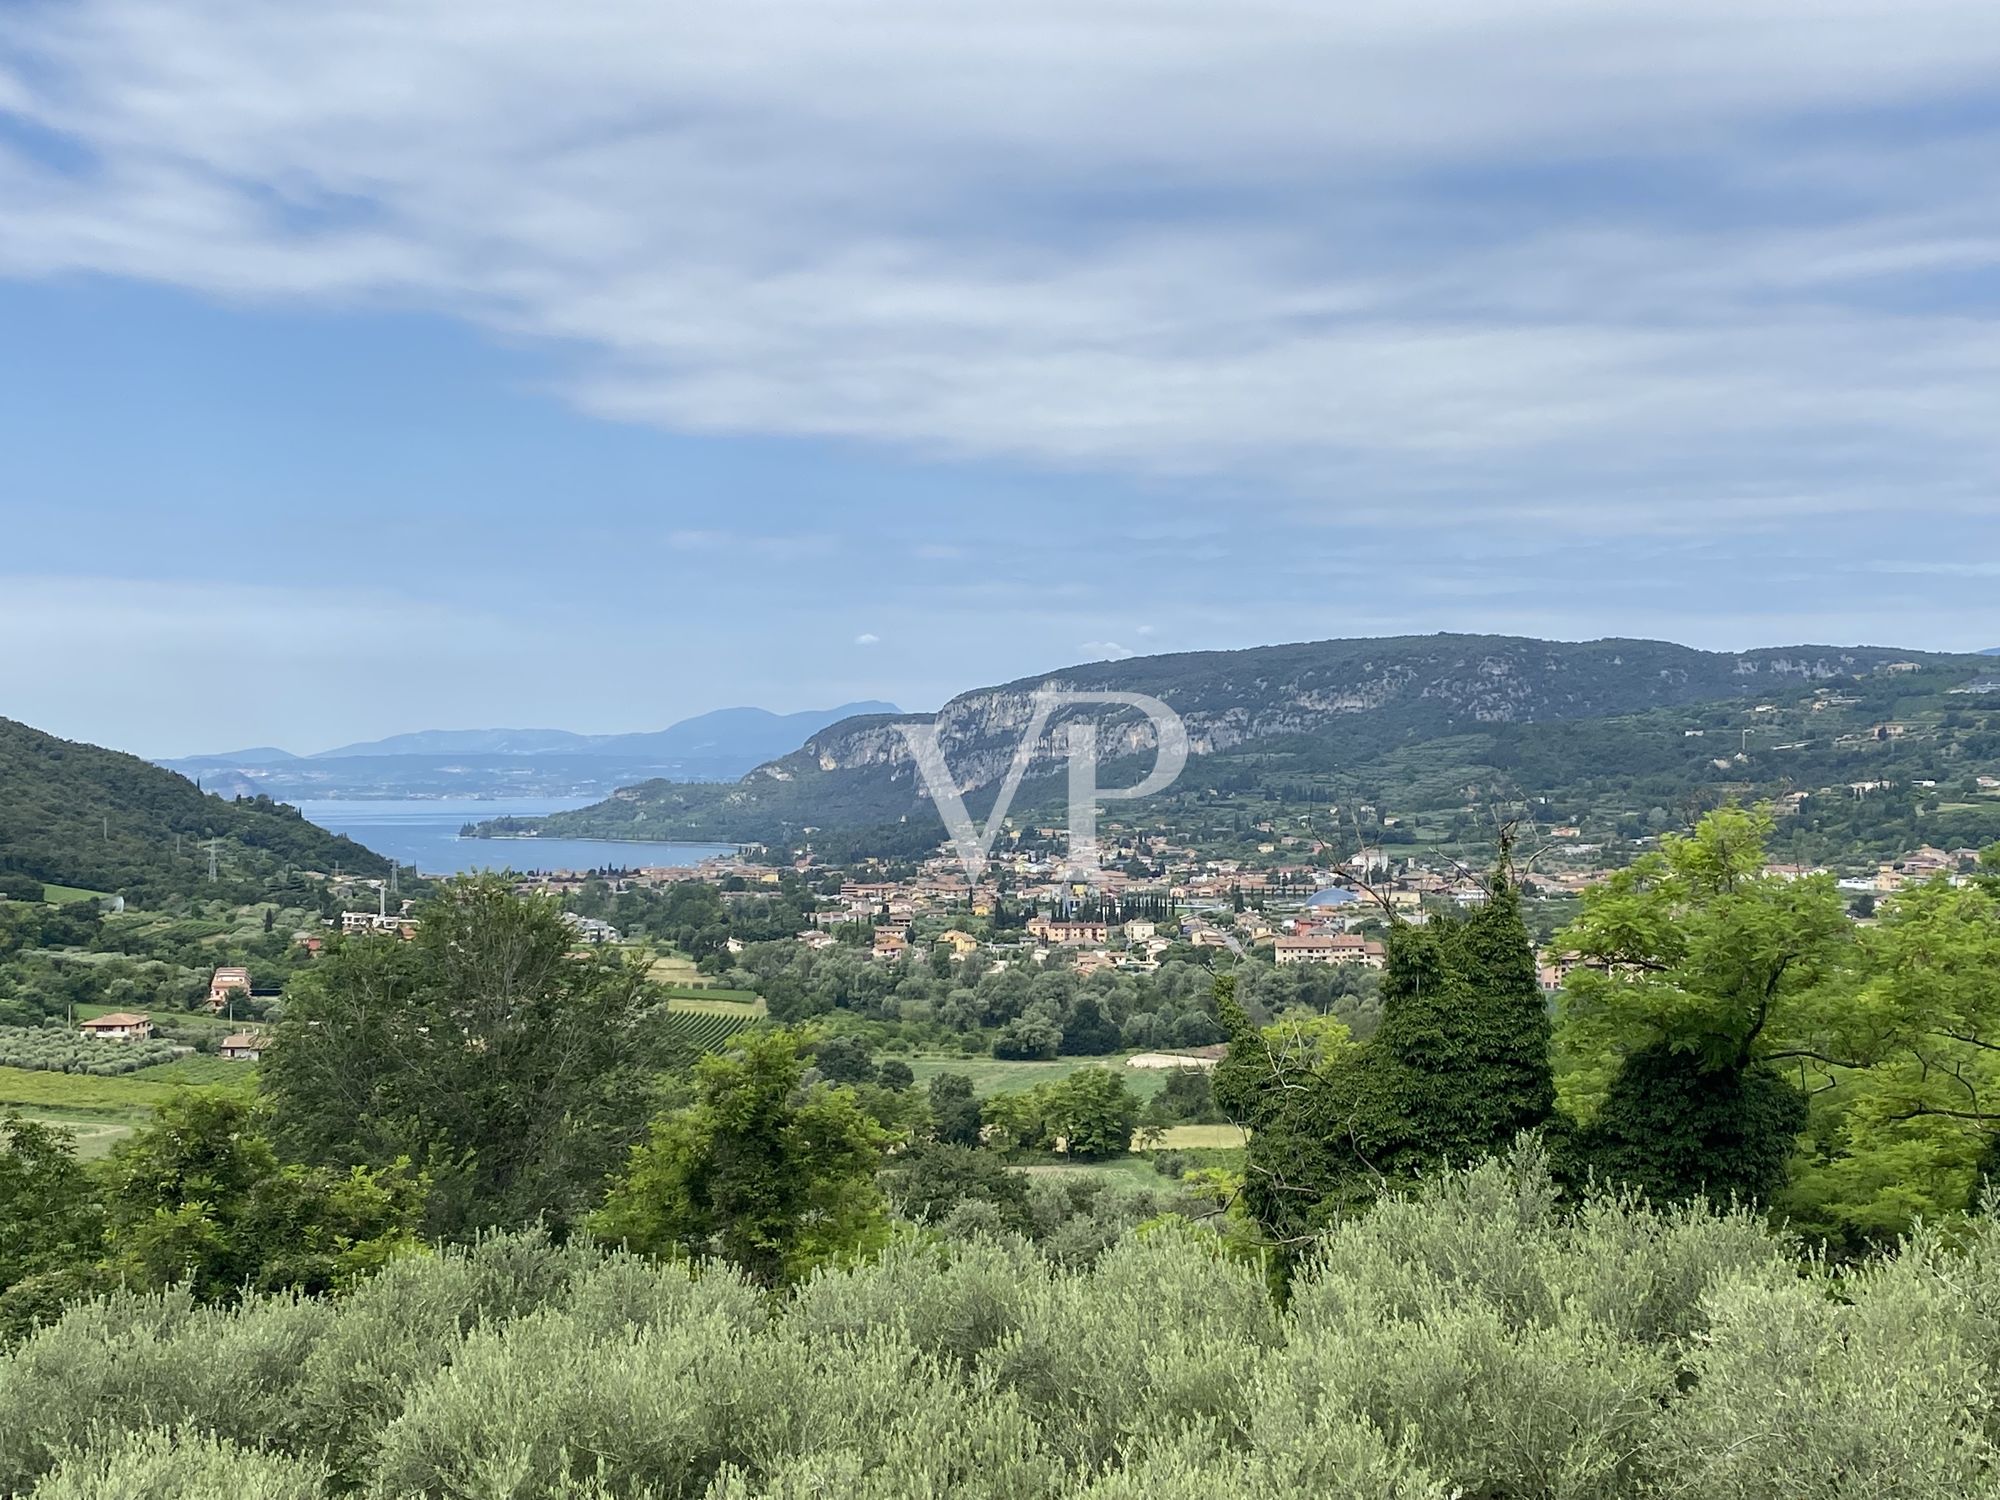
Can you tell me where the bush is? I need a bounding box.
[3,1149,1998,1498]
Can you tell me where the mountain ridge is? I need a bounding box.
[485,633,1997,848]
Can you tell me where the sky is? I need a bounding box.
[3,1,1999,757]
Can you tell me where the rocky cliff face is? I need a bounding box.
[764,635,1923,796]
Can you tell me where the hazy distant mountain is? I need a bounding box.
[310,703,898,762]
[160,702,901,799]
[169,746,303,767]
[592,704,902,760]
[1984,647,2000,656]
[315,728,594,758]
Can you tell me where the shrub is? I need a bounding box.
[1,1151,1996,1499]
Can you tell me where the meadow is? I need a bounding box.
[905,1053,1173,1102]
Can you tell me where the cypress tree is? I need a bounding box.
[1365,872,1554,1176]
[1215,860,1557,1253]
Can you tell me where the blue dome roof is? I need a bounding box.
[1304,886,1360,907]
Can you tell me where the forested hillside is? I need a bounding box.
[483,636,2000,866]
[0,717,389,905]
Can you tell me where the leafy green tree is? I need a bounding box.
[0,1117,103,1293]
[928,1072,985,1146]
[1060,995,1123,1055]
[98,1093,423,1301]
[1145,1066,1220,1125]
[993,1015,1062,1060]
[1555,806,1846,1206]
[881,1140,1032,1233]
[263,877,659,1237]
[592,1029,890,1287]
[1040,1068,1142,1159]
[1569,1042,1807,1209]
[980,1069,1141,1159]
[1214,979,1377,1243]
[980,1088,1047,1155]
[812,1034,878,1085]
[1780,875,2000,1242]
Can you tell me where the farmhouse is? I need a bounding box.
[219,1032,272,1062]
[206,966,251,1013]
[79,1012,154,1041]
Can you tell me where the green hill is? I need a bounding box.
[0,716,390,905]
[474,634,1997,858]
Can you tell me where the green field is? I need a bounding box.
[659,986,762,1005]
[904,1053,1172,1101]
[1138,1124,1247,1150]
[132,1055,259,1087]
[40,884,110,904]
[0,1065,185,1118]
[9,1114,136,1160]
[1015,1155,1165,1186]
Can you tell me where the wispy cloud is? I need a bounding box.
[5,0,2000,532]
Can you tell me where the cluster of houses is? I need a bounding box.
[339,909,418,938]
[74,963,274,1060]
[774,839,1523,977]
[1834,845,1994,897]
[77,1006,269,1062]
[562,913,624,945]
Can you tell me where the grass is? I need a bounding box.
[40,884,110,904]
[132,1055,259,1087]
[903,1053,1170,1101]
[1014,1154,1164,1186]
[648,955,704,986]
[0,1058,253,1122]
[0,1066,185,1120]
[11,1114,136,1160]
[1137,1124,1248,1150]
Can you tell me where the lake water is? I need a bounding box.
[295,798,737,877]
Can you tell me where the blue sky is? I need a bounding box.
[3,2,1998,756]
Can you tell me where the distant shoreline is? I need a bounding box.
[468,833,740,852]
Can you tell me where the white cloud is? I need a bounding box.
[1082,641,1136,661]
[854,632,881,646]
[5,2,2000,525]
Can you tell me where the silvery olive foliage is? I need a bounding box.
[3,1147,1998,1500]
